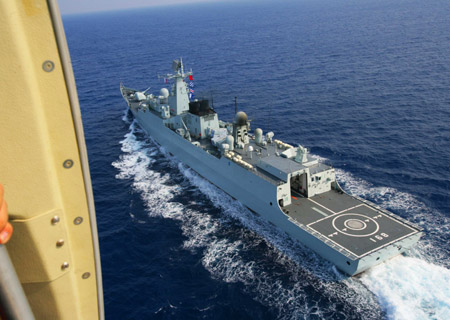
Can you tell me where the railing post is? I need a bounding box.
[0,245,35,320]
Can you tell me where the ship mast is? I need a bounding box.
[180,57,184,76]
[159,58,192,115]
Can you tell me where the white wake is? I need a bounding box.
[359,256,450,320]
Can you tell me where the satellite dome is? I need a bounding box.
[235,111,248,126]
[226,135,234,151]
[160,88,169,98]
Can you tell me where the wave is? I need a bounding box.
[113,120,449,319]
[359,256,450,320]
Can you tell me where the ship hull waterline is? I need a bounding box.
[129,108,420,276]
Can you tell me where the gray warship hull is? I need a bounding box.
[121,60,422,276]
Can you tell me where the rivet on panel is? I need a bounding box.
[63,159,74,168]
[56,239,65,247]
[61,262,69,270]
[82,272,91,279]
[73,216,83,225]
[42,60,55,72]
[51,216,60,225]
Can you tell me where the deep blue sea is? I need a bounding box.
[63,0,450,319]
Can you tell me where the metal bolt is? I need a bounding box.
[51,216,60,225]
[61,262,69,270]
[42,60,55,72]
[63,159,74,169]
[56,239,65,247]
[73,216,83,225]
[82,272,91,279]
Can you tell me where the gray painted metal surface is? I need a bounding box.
[120,60,422,275]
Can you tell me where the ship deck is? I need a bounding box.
[202,136,420,259]
[284,189,420,259]
[230,138,327,186]
[196,135,288,185]
[228,138,420,259]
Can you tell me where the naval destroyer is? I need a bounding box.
[120,59,422,275]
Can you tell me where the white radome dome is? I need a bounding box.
[160,88,169,98]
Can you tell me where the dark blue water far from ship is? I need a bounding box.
[63,0,450,319]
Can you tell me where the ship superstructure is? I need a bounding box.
[120,59,422,275]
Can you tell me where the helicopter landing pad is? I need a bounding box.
[307,202,417,258]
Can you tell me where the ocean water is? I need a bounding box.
[63,0,450,319]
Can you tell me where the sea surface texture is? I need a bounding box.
[63,0,450,319]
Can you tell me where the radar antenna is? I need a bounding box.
[159,57,192,81]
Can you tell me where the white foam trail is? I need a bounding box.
[112,122,184,220]
[121,108,131,123]
[359,256,450,320]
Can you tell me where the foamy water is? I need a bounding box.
[359,256,450,320]
[113,120,450,319]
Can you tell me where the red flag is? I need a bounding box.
[189,75,193,81]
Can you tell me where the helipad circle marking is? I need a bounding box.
[332,213,379,237]
[344,219,366,230]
